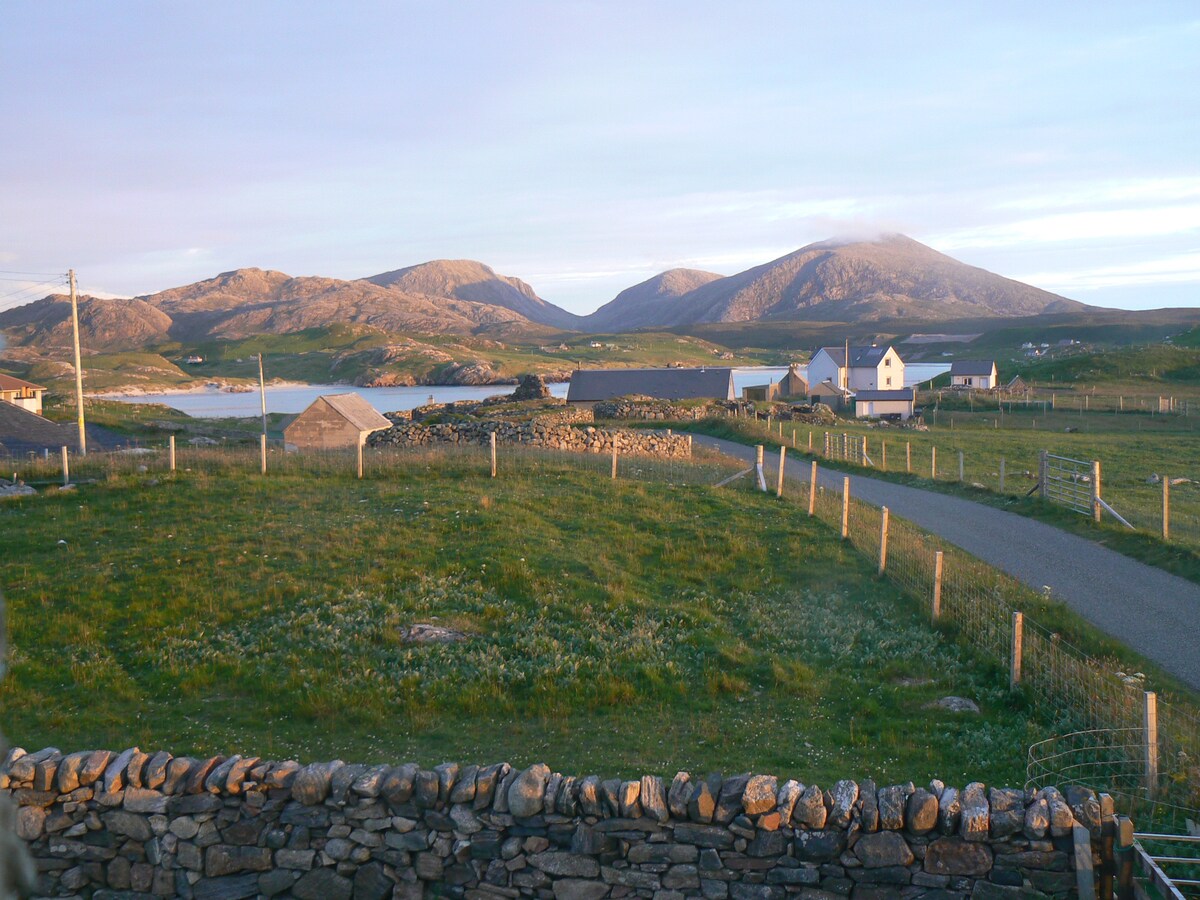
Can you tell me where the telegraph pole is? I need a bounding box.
[258,353,268,437]
[69,270,87,455]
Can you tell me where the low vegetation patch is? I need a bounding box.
[1,449,1038,783]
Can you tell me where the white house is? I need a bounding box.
[854,388,916,420]
[0,374,46,416]
[807,345,906,393]
[949,360,998,390]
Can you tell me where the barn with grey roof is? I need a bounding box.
[566,367,734,404]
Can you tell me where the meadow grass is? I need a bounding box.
[1,446,1041,785]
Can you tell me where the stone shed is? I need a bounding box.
[283,393,391,451]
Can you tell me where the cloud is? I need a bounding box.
[934,205,1200,250]
[1018,251,1200,292]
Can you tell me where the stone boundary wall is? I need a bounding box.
[368,422,690,459]
[3,747,1109,899]
[592,401,727,422]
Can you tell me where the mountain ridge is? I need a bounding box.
[1,236,1094,352]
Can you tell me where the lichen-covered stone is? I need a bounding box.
[508,763,551,818]
[854,831,914,868]
[959,783,989,842]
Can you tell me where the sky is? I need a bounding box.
[2,1,1198,316]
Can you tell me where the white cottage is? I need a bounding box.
[807,345,906,393]
[854,389,916,420]
[950,360,998,390]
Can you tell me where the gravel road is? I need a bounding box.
[697,435,1200,691]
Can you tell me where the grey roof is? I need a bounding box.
[566,367,734,403]
[818,345,897,367]
[811,379,853,398]
[950,360,997,376]
[854,389,915,402]
[315,393,393,432]
[0,401,117,456]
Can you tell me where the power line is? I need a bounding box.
[0,270,67,278]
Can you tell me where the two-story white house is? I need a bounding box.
[807,345,906,393]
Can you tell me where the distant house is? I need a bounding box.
[0,374,46,416]
[283,393,392,451]
[807,345,906,394]
[854,388,916,420]
[950,360,998,390]
[566,367,734,404]
[742,364,808,402]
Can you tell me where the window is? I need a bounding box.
[884,357,891,366]
[886,377,892,387]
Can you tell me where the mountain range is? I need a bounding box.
[0,235,1091,352]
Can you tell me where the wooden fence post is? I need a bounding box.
[1143,691,1158,799]
[1115,817,1134,900]
[612,442,618,480]
[932,551,943,621]
[1163,477,1170,541]
[260,434,267,475]
[862,436,868,465]
[357,441,364,479]
[792,428,796,449]
[490,432,497,478]
[999,457,1005,493]
[881,441,887,471]
[906,441,911,473]
[808,461,817,516]
[958,450,964,482]
[1092,460,1102,523]
[776,446,786,498]
[1010,611,1023,689]
[878,507,889,575]
[61,446,69,486]
[931,446,937,479]
[756,444,765,491]
[841,476,850,539]
[1039,450,1048,499]
[807,431,812,452]
[169,435,176,472]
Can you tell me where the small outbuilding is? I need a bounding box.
[743,363,809,402]
[950,360,998,390]
[284,393,392,451]
[854,388,916,420]
[566,367,734,404]
[809,379,854,412]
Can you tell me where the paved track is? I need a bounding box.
[696,435,1200,691]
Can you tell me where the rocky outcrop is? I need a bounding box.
[3,748,1105,899]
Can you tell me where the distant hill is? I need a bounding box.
[583,268,724,331]
[363,259,581,330]
[0,266,551,352]
[584,234,1088,330]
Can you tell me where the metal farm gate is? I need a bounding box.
[1039,451,1098,518]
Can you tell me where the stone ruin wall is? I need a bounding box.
[3,746,1110,899]
[369,422,691,460]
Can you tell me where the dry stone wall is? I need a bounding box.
[3,746,1109,899]
[369,422,690,459]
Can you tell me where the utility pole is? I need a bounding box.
[69,270,87,455]
[258,353,268,438]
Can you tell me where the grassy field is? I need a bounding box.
[1,445,1043,785]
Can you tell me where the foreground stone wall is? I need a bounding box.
[369,421,690,459]
[3,747,1108,899]
[592,401,729,422]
